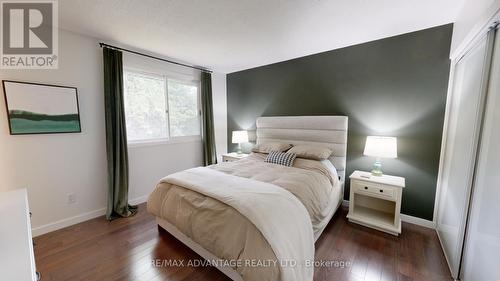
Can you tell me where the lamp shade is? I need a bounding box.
[232,130,248,144]
[363,136,397,158]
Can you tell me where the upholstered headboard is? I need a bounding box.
[256,116,348,184]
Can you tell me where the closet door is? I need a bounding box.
[436,32,493,278]
[460,29,500,281]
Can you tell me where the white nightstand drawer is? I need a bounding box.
[353,180,395,200]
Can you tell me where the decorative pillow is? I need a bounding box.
[287,145,332,160]
[252,142,292,153]
[264,151,297,167]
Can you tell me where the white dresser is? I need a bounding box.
[0,189,37,281]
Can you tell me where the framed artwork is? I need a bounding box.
[2,80,81,135]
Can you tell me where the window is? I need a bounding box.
[123,69,200,144]
[168,81,200,137]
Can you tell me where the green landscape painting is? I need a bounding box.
[3,81,81,135]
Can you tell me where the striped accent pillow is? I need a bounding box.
[265,151,297,167]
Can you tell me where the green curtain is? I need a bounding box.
[201,72,217,165]
[103,47,137,220]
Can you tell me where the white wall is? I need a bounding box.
[0,30,107,235]
[128,141,203,203]
[0,29,228,236]
[450,0,500,58]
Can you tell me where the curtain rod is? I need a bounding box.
[99,43,212,73]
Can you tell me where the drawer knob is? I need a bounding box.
[364,186,368,190]
[379,189,383,193]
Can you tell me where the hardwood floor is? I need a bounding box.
[34,203,452,281]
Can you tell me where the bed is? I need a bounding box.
[147,116,348,281]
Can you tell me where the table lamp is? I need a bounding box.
[363,136,397,176]
[232,130,248,154]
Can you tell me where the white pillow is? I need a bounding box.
[287,145,332,160]
[252,142,292,153]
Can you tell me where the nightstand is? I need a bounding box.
[222,152,249,162]
[347,170,405,236]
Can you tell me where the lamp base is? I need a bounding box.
[371,159,383,176]
[236,143,242,155]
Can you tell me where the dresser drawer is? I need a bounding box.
[353,180,395,200]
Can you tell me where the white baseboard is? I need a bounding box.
[400,214,436,229]
[342,200,435,229]
[33,196,435,237]
[31,207,106,237]
[31,194,150,237]
[129,194,149,205]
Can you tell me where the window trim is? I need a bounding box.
[123,67,202,146]
[127,135,202,148]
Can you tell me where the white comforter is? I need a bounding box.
[164,166,315,281]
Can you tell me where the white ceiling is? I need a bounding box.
[59,0,465,73]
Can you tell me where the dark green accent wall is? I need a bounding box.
[226,24,453,221]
